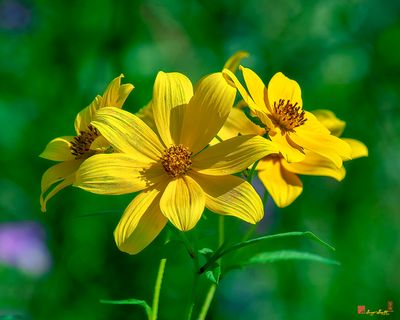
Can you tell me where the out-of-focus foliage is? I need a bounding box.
[0,0,399,319]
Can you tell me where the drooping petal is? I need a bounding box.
[267,72,303,109]
[40,175,75,213]
[74,153,165,195]
[39,136,76,161]
[241,66,270,113]
[159,175,205,231]
[114,187,168,255]
[269,132,306,163]
[101,74,134,109]
[191,172,263,224]
[180,72,236,154]
[92,107,164,161]
[223,51,249,73]
[258,158,303,208]
[312,109,346,137]
[152,72,193,147]
[281,151,346,181]
[342,138,368,159]
[40,160,82,212]
[192,135,279,176]
[292,116,352,168]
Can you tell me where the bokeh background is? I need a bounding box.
[1,0,399,319]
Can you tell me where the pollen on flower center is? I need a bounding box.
[269,99,306,133]
[161,144,192,178]
[70,125,99,159]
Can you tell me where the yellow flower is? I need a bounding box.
[39,75,134,212]
[217,107,368,207]
[224,68,352,165]
[74,71,278,254]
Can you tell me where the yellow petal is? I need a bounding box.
[223,68,267,116]
[191,172,263,224]
[159,175,205,231]
[269,131,306,163]
[101,74,134,109]
[114,187,167,255]
[92,107,164,161]
[241,66,270,113]
[74,153,165,195]
[40,175,75,213]
[302,111,331,134]
[74,95,102,134]
[223,51,249,73]
[216,108,264,141]
[292,117,352,168]
[192,135,279,176]
[312,109,346,137]
[267,72,302,110]
[281,151,346,181]
[180,72,236,154]
[258,158,303,208]
[342,138,368,159]
[74,74,134,133]
[40,160,82,212]
[89,135,110,151]
[152,72,193,147]
[136,101,157,133]
[254,109,275,130]
[39,136,76,161]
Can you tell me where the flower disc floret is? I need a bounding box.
[70,125,99,159]
[161,144,192,178]
[269,99,306,133]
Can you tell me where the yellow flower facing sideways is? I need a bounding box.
[74,71,279,254]
[216,107,368,207]
[39,75,134,212]
[224,68,352,166]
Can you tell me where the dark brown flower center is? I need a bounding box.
[70,125,99,159]
[161,144,192,178]
[269,99,306,133]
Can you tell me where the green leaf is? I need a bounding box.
[226,231,336,254]
[199,231,336,274]
[245,250,341,266]
[100,298,152,317]
[198,248,214,257]
[204,263,221,284]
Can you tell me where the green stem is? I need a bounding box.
[151,258,167,320]
[242,223,257,243]
[186,274,198,320]
[181,231,199,320]
[247,160,259,183]
[198,284,217,320]
[196,216,225,319]
[262,190,269,207]
[218,215,225,248]
[180,231,197,260]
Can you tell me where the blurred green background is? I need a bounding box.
[1,0,399,319]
